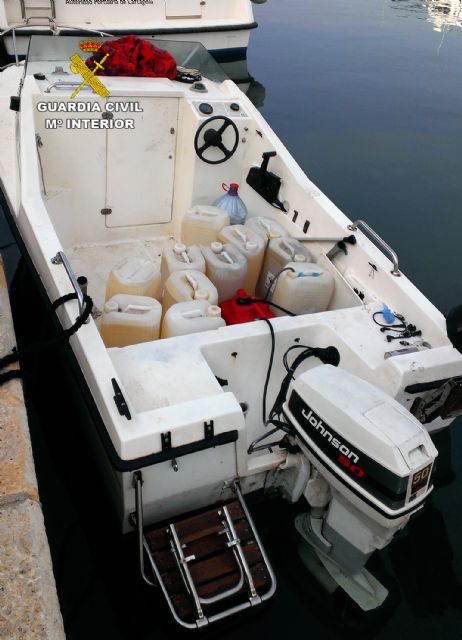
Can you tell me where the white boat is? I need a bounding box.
[1,34,462,629]
[0,0,259,64]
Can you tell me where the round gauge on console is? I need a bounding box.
[199,103,214,115]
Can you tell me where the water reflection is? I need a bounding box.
[391,0,462,32]
[219,55,266,108]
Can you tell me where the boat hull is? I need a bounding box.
[1,24,254,63]
[3,50,462,536]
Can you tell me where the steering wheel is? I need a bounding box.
[194,116,239,165]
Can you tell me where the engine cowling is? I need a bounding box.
[283,364,437,528]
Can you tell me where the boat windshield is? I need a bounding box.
[26,35,228,83]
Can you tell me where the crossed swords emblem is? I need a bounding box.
[69,52,110,98]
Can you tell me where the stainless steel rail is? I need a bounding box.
[50,251,86,316]
[132,471,157,588]
[48,24,113,37]
[19,0,56,20]
[347,219,401,276]
[0,23,113,66]
[220,505,259,603]
[44,81,92,93]
[294,235,350,242]
[168,524,205,621]
[233,482,277,603]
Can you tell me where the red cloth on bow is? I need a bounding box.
[86,35,177,80]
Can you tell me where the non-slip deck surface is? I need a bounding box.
[145,500,271,622]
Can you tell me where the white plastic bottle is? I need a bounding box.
[161,300,226,339]
[271,262,334,316]
[101,294,162,348]
[181,205,230,246]
[162,270,218,316]
[160,243,205,289]
[105,257,161,301]
[201,242,248,303]
[212,183,248,225]
[218,225,266,294]
[245,216,288,242]
[257,237,313,298]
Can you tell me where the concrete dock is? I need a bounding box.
[0,256,65,640]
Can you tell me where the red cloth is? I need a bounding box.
[86,35,177,80]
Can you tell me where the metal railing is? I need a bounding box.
[19,0,56,21]
[347,219,401,276]
[51,251,86,317]
[44,80,92,93]
[0,23,113,66]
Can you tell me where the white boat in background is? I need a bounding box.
[0,0,260,64]
[2,34,462,629]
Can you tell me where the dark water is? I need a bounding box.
[2,1,462,638]
[251,0,462,315]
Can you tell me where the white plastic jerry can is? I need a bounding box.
[201,242,248,303]
[105,257,161,301]
[101,294,162,348]
[160,243,206,290]
[245,216,288,241]
[161,300,226,339]
[181,205,230,246]
[162,269,219,316]
[271,262,334,316]
[218,225,266,295]
[257,237,313,298]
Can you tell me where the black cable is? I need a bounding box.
[262,266,296,301]
[372,310,420,339]
[372,311,405,330]
[266,344,340,434]
[269,348,314,423]
[282,344,313,371]
[237,295,296,317]
[249,323,341,453]
[261,317,275,425]
[265,299,296,316]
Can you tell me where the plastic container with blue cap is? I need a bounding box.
[271,261,335,316]
[256,237,312,298]
[213,183,248,225]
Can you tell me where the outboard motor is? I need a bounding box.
[283,365,437,610]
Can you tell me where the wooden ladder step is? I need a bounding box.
[144,497,274,625]
[162,541,262,595]
[146,500,244,551]
[171,562,271,620]
[153,519,252,572]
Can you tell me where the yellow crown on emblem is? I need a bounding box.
[79,40,102,53]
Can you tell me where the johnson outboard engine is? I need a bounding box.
[283,364,437,610]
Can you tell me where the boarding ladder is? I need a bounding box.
[18,0,56,24]
[132,476,276,629]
